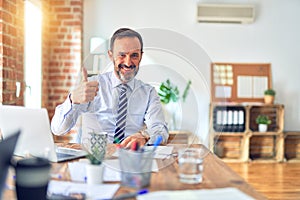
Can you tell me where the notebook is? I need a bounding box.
[0,131,20,198]
[0,105,87,162]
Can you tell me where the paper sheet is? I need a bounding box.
[112,146,174,159]
[137,187,255,200]
[48,180,120,200]
[103,159,159,174]
[68,159,158,182]
[237,76,252,98]
[253,76,268,98]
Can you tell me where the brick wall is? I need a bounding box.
[0,0,24,105]
[0,0,83,123]
[44,0,83,118]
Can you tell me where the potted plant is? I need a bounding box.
[255,115,271,132]
[158,79,191,130]
[85,146,105,184]
[264,89,276,104]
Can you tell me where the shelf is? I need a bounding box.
[251,131,283,136]
[285,131,300,162]
[212,132,247,136]
[210,103,284,162]
[249,104,284,133]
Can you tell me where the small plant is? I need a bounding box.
[264,89,276,96]
[255,115,271,125]
[158,79,192,104]
[86,146,104,165]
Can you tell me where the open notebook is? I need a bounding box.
[0,105,87,162]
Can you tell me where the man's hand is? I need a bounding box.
[120,132,148,149]
[70,67,99,104]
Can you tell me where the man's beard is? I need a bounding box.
[115,63,139,83]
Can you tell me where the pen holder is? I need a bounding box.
[118,148,154,188]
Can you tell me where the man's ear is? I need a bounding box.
[108,50,113,61]
[139,51,143,62]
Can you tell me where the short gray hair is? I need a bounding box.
[110,28,143,52]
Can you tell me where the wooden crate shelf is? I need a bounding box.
[249,104,284,133]
[249,134,284,162]
[284,132,300,162]
[212,134,250,162]
[209,103,284,162]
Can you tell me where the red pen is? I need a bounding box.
[131,141,138,151]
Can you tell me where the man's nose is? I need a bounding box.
[123,55,132,66]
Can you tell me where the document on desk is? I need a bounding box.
[102,159,159,182]
[48,180,120,199]
[112,146,174,159]
[67,159,158,182]
[137,187,255,200]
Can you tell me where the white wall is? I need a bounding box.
[84,0,300,142]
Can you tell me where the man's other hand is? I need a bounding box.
[120,132,148,149]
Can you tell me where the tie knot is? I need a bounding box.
[120,84,127,93]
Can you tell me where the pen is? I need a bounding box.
[112,189,148,200]
[141,135,163,152]
[152,135,163,148]
[130,141,138,151]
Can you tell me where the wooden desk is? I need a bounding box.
[3,144,266,199]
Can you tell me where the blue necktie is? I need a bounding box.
[114,84,128,143]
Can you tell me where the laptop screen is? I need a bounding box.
[0,131,20,198]
[0,105,57,161]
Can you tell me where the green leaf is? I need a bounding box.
[182,80,192,102]
[158,79,191,104]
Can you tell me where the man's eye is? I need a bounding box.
[131,53,139,59]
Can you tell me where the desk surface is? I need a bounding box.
[3,143,266,199]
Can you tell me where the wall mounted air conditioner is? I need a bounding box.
[197,3,255,24]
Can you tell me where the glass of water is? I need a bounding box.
[178,148,204,184]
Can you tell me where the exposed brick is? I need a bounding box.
[71,0,82,6]
[54,7,71,12]
[57,14,75,20]
[1,0,83,115]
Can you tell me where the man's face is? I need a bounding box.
[108,37,143,83]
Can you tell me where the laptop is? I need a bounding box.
[0,131,20,199]
[0,105,87,162]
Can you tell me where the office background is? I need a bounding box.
[84,0,300,137]
[0,0,299,142]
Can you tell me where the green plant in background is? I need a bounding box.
[264,89,276,96]
[255,115,271,125]
[158,79,192,104]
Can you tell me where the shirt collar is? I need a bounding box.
[111,71,135,91]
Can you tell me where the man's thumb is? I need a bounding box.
[82,67,88,82]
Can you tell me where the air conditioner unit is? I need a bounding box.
[197,3,255,24]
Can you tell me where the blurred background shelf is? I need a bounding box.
[209,103,285,162]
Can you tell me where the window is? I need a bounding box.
[24,0,42,108]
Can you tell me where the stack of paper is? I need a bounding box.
[47,180,120,199]
[137,188,255,200]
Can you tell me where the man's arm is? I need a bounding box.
[50,95,89,135]
[51,68,99,135]
[120,87,169,148]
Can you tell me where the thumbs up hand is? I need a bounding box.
[70,67,99,104]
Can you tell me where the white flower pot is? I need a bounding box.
[162,101,182,131]
[85,164,103,184]
[258,124,268,132]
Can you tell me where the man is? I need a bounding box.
[51,28,169,148]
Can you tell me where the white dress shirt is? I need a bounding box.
[50,71,169,144]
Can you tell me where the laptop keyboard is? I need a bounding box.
[56,152,76,160]
[55,147,87,161]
